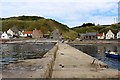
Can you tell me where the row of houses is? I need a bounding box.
[0,26,60,40]
[1,26,119,40]
[78,30,120,40]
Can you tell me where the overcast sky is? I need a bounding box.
[0,0,119,28]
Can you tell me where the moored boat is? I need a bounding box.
[105,51,120,59]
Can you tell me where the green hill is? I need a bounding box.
[72,23,120,34]
[1,16,119,39]
[1,16,77,39]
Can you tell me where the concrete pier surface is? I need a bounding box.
[52,43,119,78]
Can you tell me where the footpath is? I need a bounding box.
[52,43,119,78]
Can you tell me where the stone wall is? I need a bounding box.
[2,43,58,79]
[41,43,58,78]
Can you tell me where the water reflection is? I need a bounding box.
[70,43,120,70]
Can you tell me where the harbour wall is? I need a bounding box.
[2,42,58,78]
[2,42,119,79]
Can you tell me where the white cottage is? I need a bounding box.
[97,33,105,39]
[106,30,115,39]
[20,31,33,37]
[7,26,21,37]
[1,32,12,39]
[117,31,120,39]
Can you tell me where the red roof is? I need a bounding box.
[23,31,33,34]
[96,34,103,36]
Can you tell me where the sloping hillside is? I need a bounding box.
[72,23,120,34]
[1,16,77,39]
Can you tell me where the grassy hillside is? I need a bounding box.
[1,16,118,39]
[1,16,77,39]
[72,23,120,34]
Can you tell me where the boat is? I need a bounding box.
[105,51,120,59]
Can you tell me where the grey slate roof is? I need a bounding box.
[10,26,19,33]
[7,33,12,36]
[85,32,97,36]
[79,32,97,36]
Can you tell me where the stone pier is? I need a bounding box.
[52,43,119,78]
[2,43,58,78]
[1,42,119,79]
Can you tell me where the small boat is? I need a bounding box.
[105,51,120,59]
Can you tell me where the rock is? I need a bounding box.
[61,53,64,55]
[99,63,108,68]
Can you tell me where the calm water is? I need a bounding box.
[0,42,56,69]
[70,43,120,70]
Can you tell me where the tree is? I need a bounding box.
[81,23,95,27]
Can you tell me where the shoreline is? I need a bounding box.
[0,38,119,44]
[69,40,119,44]
[0,38,58,44]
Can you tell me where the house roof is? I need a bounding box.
[117,31,120,34]
[7,33,12,36]
[1,32,12,36]
[96,34,103,36]
[23,31,33,34]
[10,26,19,33]
[106,30,114,35]
[79,33,86,36]
[79,32,97,36]
[85,32,97,36]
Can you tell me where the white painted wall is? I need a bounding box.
[106,30,115,39]
[1,32,10,39]
[117,31,120,39]
[97,33,105,39]
[7,29,14,37]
